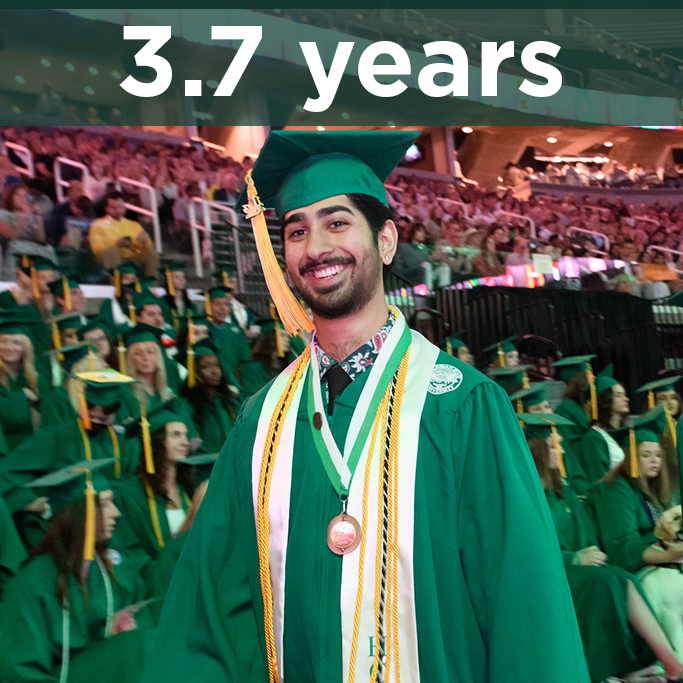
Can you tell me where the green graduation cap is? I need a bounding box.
[518,412,574,477]
[47,274,81,298]
[177,313,210,330]
[638,375,682,408]
[161,259,185,273]
[53,312,83,332]
[438,331,468,355]
[133,289,161,313]
[486,364,533,391]
[78,317,115,342]
[176,338,220,368]
[594,364,618,396]
[611,404,667,478]
[509,383,548,413]
[24,458,114,561]
[0,310,36,337]
[176,453,219,467]
[213,268,234,288]
[483,337,517,365]
[667,291,683,308]
[113,261,141,277]
[46,340,98,374]
[552,355,596,383]
[72,368,136,407]
[207,285,233,299]
[16,253,58,276]
[235,130,420,219]
[123,322,163,348]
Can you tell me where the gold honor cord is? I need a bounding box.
[257,348,311,683]
[144,481,166,548]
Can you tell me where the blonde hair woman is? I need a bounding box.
[0,314,59,451]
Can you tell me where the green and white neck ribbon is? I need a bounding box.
[307,308,412,496]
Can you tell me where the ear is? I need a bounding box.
[378,220,399,266]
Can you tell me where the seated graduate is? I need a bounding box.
[509,382,552,415]
[483,336,520,369]
[99,261,142,329]
[204,284,251,375]
[212,267,259,340]
[236,318,292,400]
[0,459,155,683]
[0,310,62,452]
[0,493,26,601]
[179,339,236,452]
[79,318,120,371]
[485,363,533,395]
[160,259,196,328]
[438,331,473,366]
[113,401,210,562]
[46,273,87,320]
[522,412,683,683]
[574,365,631,496]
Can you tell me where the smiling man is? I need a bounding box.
[142,131,589,683]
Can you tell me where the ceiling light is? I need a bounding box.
[41,58,51,67]
[341,112,350,120]
[66,63,75,71]
[84,87,94,95]
[462,126,473,133]
[111,70,121,79]
[546,136,557,144]
[317,126,325,131]
[89,67,98,75]
[604,141,614,147]
[14,75,25,84]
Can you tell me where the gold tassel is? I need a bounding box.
[586,367,598,421]
[551,425,567,478]
[666,407,678,448]
[243,170,314,336]
[78,380,91,430]
[629,427,638,478]
[114,268,121,298]
[648,390,655,410]
[166,269,175,297]
[21,254,29,268]
[135,278,141,293]
[446,338,453,356]
[128,303,137,325]
[522,369,530,389]
[497,343,505,367]
[187,348,196,388]
[223,271,230,288]
[62,276,72,311]
[52,323,64,361]
[83,475,96,561]
[516,398,523,414]
[30,265,40,300]
[205,292,212,320]
[270,302,284,358]
[117,335,127,374]
[140,403,155,475]
[87,348,96,372]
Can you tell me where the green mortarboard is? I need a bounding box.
[612,404,667,447]
[638,376,682,397]
[123,323,163,348]
[594,364,618,396]
[53,312,83,332]
[510,383,548,411]
[79,318,114,341]
[177,313,210,330]
[71,369,136,406]
[16,253,58,275]
[518,412,575,440]
[176,453,219,466]
[207,285,233,300]
[486,364,532,389]
[255,317,279,334]
[176,338,220,367]
[46,340,96,373]
[212,268,234,284]
[235,130,420,219]
[113,261,141,277]
[483,337,517,362]
[24,458,114,517]
[0,310,36,336]
[160,260,185,273]
[47,275,81,297]
[552,355,596,383]
[126,398,190,438]
[133,289,160,313]
[438,332,468,354]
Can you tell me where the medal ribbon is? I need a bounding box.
[307,310,411,496]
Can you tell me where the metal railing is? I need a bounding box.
[116,177,162,253]
[568,226,611,252]
[495,210,536,239]
[190,198,239,278]
[55,157,91,203]
[5,142,34,178]
[647,246,683,273]
[436,197,470,219]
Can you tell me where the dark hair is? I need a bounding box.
[104,190,124,206]
[140,426,197,503]
[594,386,624,430]
[180,356,234,417]
[250,329,289,376]
[563,370,588,406]
[28,496,115,607]
[528,437,564,498]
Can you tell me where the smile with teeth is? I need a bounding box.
[309,263,350,280]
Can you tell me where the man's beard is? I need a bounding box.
[295,251,382,320]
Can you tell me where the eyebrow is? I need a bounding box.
[282,205,354,231]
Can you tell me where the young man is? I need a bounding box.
[205,284,251,375]
[88,190,159,276]
[143,131,589,683]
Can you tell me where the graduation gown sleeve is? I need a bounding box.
[591,478,656,573]
[453,383,590,683]
[574,429,611,496]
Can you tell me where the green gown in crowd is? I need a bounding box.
[182,395,235,453]
[0,372,63,452]
[142,353,588,683]
[0,551,153,683]
[237,359,277,400]
[209,321,251,374]
[572,427,622,496]
[0,494,26,600]
[591,477,658,574]
[554,398,591,490]
[547,484,655,682]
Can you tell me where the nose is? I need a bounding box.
[304,224,334,262]
[112,504,121,519]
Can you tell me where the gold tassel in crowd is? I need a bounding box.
[166,269,175,297]
[497,343,505,367]
[87,348,97,372]
[243,170,314,337]
[30,264,40,300]
[586,367,598,421]
[114,268,122,298]
[186,311,196,388]
[118,335,127,374]
[83,475,96,561]
[665,407,677,448]
[52,323,63,361]
[128,304,137,325]
[222,271,230,288]
[648,390,655,410]
[629,427,638,478]
[63,276,72,311]
[522,369,530,389]
[135,278,141,293]
[205,293,212,320]
[141,403,155,475]
[270,303,285,358]
[550,424,567,478]
[516,398,523,414]
[446,338,453,356]
[78,380,91,430]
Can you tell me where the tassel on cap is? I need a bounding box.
[497,343,505,367]
[522,369,530,389]
[666,407,678,448]
[243,170,314,337]
[128,303,137,325]
[30,265,40,300]
[550,425,567,478]
[187,311,196,388]
[83,476,96,561]
[21,254,29,268]
[117,335,127,374]
[586,366,598,421]
[648,390,655,410]
[629,427,638,478]
[87,348,97,372]
[166,269,175,297]
[134,278,141,294]
[78,380,91,430]
[114,268,121,298]
[446,338,453,356]
[62,276,72,311]
[140,403,155,475]
[516,398,523,414]
[222,271,230,288]
[52,323,64,361]
[204,292,212,320]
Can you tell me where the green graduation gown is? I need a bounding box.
[0,494,26,600]
[0,373,64,452]
[0,551,152,683]
[591,477,658,574]
[547,485,654,682]
[183,395,235,453]
[237,360,277,400]
[554,398,591,493]
[141,350,589,683]
[209,321,251,375]
[574,427,625,497]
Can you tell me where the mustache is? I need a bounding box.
[299,255,355,277]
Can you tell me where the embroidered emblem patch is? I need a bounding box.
[428,364,463,395]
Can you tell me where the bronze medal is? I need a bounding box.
[327,512,361,555]
[313,411,323,430]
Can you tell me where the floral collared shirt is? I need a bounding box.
[314,309,396,392]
